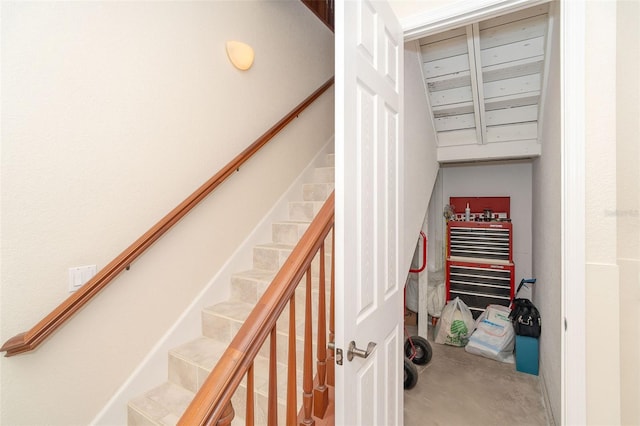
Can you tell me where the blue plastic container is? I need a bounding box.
[515,335,539,375]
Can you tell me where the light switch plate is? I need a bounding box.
[68,265,97,292]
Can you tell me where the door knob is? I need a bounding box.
[347,341,377,361]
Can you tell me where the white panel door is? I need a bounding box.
[335,0,404,424]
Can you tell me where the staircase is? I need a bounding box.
[127,153,335,426]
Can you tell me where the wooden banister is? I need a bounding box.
[0,77,334,357]
[301,0,334,32]
[178,192,335,426]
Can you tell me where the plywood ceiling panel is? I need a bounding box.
[419,3,551,161]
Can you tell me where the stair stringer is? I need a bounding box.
[91,138,334,426]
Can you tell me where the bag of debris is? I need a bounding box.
[434,297,474,347]
[465,305,515,363]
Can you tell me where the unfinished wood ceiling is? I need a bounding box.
[419,4,551,162]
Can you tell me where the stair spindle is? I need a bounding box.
[313,242,329,418]
[247,363,255,426]
[286,295,298,425]
[327,231,335,387]
[268,328,278,426]
[300,270,315,426]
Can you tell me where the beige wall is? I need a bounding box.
[585,1,640,424]
[0,2,334,424]
[616,1,640,425]
[585,1,621,422]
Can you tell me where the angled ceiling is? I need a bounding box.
[418,4,551,162]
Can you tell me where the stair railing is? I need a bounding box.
[0,77,334,357]
[301,0,335,31]
[178,192,335,426]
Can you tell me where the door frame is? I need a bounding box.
[392,0,586,424]
[400,0,550,41]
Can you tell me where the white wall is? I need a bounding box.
[0,2,334,425]
[403,38,440,337]
[388,0,452,21]
[402,39,439,271]
[427,170,446,272]
[532,2,561,422]
[430,162,533,282]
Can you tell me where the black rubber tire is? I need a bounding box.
[404,336,433,366]
[404,357,419,390]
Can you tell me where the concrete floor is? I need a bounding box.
[403,326,550,426]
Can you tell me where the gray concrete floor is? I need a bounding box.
[403,326,550,426]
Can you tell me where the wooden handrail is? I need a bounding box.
[178,192,335,426]
[0,77,335,357]
[301,0,335,32]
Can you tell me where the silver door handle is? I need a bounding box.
[347,341,376,361]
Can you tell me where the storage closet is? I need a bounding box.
[420,3,548,320]
[406,0,567,422]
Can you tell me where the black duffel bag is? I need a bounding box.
[509,298,541,338]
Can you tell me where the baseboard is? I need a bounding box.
[91,138,334,425]
[539,360,557,426]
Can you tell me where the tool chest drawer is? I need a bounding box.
[446,260,515,318]
[448,221,512,262]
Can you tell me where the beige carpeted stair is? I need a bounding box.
[127,154,334,426]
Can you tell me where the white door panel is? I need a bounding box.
[335,0,404,424]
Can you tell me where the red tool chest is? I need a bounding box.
[446,197,514,318]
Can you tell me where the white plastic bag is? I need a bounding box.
[427,281,445,318]
[405,273,419,313]
[465,304,515,363]
[434,297,475,346]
